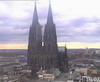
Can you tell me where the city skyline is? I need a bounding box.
[0,0,100,49]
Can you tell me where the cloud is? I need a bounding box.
[0,0,100,44]
[57,18,100,42]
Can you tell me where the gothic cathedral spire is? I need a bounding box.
[28,2,42,75]
[32,1,39,25]
[44,1,58,53]
[43,0,58,68]
[28,1,42,59]
[47,0,53,25]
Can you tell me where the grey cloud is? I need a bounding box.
[67,18,88,27]
[57,35,100,43]
[0,1,100,43]
[56,17,100,42]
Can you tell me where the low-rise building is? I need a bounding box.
[75,66,89,75]
[37,68,61,81]
[0,63,25,76]
[0,56,19,64]
[95,50,100,54]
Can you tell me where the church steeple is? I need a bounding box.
[47,1,54,25]
[32,2,39,24]
[28,1,42,55]
[44,0,57,53]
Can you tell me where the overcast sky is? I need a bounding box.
[0,0,100,44]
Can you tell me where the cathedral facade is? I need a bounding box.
[28,2,68,76]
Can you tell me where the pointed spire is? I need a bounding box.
[47,0,54,25]
[32,1,39,24]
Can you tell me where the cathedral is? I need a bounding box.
[28,2,68,76]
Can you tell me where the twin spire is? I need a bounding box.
[32,1,53,25]
[32,1,38,24]
[47,1,54,25]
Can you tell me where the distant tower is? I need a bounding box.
[27,2,42,75]
[85,47,89,55]
[43,1,58,68]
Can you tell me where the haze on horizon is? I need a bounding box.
[0,0,100,49]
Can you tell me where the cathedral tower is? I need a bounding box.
[44,1,58,68]
[44,2,58,53]
[28,2,42,75]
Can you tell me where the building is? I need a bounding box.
[74,66,89,75]
[37,68,61,81]
[95,50,100,54]
[0,63,22,75]
[28,1,68,76]
[0,56,19,64]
